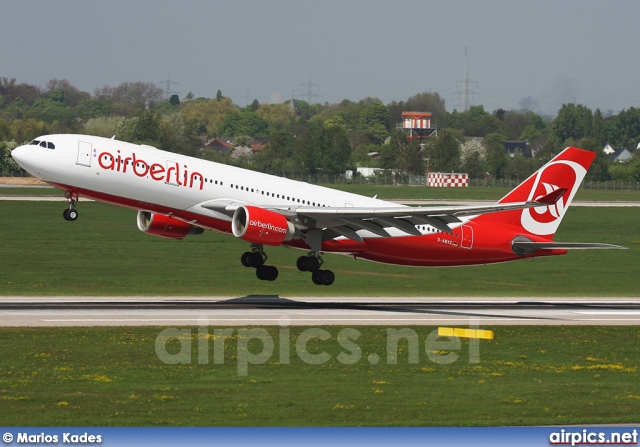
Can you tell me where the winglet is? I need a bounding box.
[535,187,567,205]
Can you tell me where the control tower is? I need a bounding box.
[398,111,437,142]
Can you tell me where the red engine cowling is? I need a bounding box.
[232,206,297,246]
[137,211,204,240]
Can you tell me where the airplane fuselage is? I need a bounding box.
[13,134,593,285]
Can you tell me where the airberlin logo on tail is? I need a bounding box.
[533,182,565,219]
[520,160,586,236]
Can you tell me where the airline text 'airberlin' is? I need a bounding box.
[97,150,204,190]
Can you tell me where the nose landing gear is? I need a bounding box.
[63,193,78,221]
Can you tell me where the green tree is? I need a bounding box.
[484,133,509,179]
[0,140,21,172]
[9,118,46,143]
[248,99,259,112]
[314,125,351,175]
[117,110,160,144]
[551,103,593,145]
[378,130,405,170]
[504,150,533,181]
[397,137,425,174]
[179,97,237,137]
[428,128,461,172]
[157,114,200,156]
[218,111,269,137]
[358,102,390,144]
[83,116,125,138]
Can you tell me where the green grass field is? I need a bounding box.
[1,325,639,426]
[0,199,638,427]
[0,201,637,296]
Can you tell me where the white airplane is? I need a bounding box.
[11,134,623,285]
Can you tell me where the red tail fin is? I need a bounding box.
[476,147,595,239]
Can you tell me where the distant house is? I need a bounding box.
[609,148,633,162]
[603,143,634,162]
[501,141,532,158]
[205,137,269,155]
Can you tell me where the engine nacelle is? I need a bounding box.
[232,206,298,246]
[136,211,204,240]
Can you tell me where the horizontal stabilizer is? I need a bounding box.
[512,240,626,256]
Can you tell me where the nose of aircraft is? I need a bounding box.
[10,144,37,173]
[11,144,28,166]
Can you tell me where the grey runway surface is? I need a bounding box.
[1,296,639,327]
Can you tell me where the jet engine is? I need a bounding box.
[232,206,299,246]
[136,211,204,240]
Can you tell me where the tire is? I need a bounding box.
[241,252,253,267]
[265,265,278,281]
[63,209,78,221]
[249,252,264,268]
[320,269,335,286]
[256,265,267,280]
[312,270,323,285]
[306,256,320,272]
[296,256,309,272]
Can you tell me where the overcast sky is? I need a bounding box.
[2,0,640,115]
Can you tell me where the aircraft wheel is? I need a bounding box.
[248,252,264,268]
[313,269,335,286]
[296,256,309,272]
[306,256,320,272]
[319,269,335,286]
[241,252,253,267]
[256,265,278,281]
[63,209,78,221]
[264,265,278,281]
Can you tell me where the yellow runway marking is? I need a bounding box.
[438,327,494,339]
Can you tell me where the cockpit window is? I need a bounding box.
[29,140,54,149]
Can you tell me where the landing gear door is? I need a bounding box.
[77,141,92,167]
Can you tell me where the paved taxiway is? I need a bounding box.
[1,297,639,327]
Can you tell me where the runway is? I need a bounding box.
[1,296,639,327]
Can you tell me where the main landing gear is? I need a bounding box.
[297,254,335,286]
[62,193,78,221]
[240,244,279,282]
[240,245,335,286]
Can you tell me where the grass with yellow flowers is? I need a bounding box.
[1,325,639,426]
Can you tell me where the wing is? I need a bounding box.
[201,188,567,242]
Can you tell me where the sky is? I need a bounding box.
[2,0,640,116]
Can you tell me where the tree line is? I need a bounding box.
[1,76,640,182]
